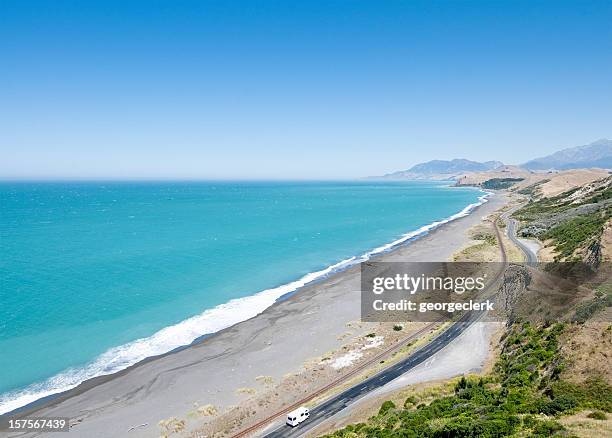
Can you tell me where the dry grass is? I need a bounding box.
[305,323,448,408]
[456,168,609,200]
[560,321,612,385]
[455,165,533,186]
[196,404,218,416]
[235,387,257,395]
[187,321,439,437]
[451,214,527,263]
[452,221,501,262]
[480,322,506,375]
[255,375,274,385]
[537,240,558,262]
[558,410,612,437]
[600,220,612,261]
[538,169,610,198]
[159,417,186,437]
[453,242,499,262]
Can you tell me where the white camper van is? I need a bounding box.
[286,406,309,427]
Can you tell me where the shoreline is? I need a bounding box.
[5,192,507,437]
[0,187,490,417]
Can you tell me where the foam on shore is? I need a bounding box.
[0,189,490,416]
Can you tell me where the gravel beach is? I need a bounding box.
[5,193,508,438]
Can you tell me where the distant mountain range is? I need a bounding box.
[521,138,612,170]
[377,159,503,180]
[371,138,612,180]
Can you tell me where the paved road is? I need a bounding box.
[262,218,518,438]
[263,312,483,438]
[504,215,538,265]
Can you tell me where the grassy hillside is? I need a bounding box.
[321,178,611,438]
[322,322,611,437]
[513,176,612,261]
[543,213,609,259]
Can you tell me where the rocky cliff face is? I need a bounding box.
[498,264,531,325]
[584,238,602,271]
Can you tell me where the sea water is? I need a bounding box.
[0,180,486,413]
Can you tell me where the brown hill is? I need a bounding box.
[456,167,609,199]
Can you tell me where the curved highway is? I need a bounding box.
[262,312,483,438]
[258,215,530,438]
[503,212,538,265]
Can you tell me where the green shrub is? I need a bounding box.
[540,394,578,415]
[403,396,417,408]
[543,210,610,258]
[322,322,610,438]
[531,419,565,436]
[573,285,612,323]
[551,378,612,412]
[482,177,524,189]
[378,400,396,415]
[522,415,537,428]
[587,410,607,420]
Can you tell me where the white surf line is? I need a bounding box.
[0,189,491,415]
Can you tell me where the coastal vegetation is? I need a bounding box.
[453,223,501,262]
[481,177,524,190]
[322,321,612,437]
[543,211,609,258]
[517,179,550,196]
[572,284,612,324]
[470,230,497,246]
[323,177,612,438]
[587,410,607,420]
[513,176,612,261]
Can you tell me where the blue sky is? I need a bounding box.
[1,0,611,179]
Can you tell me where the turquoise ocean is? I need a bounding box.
[0,181,487,414]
